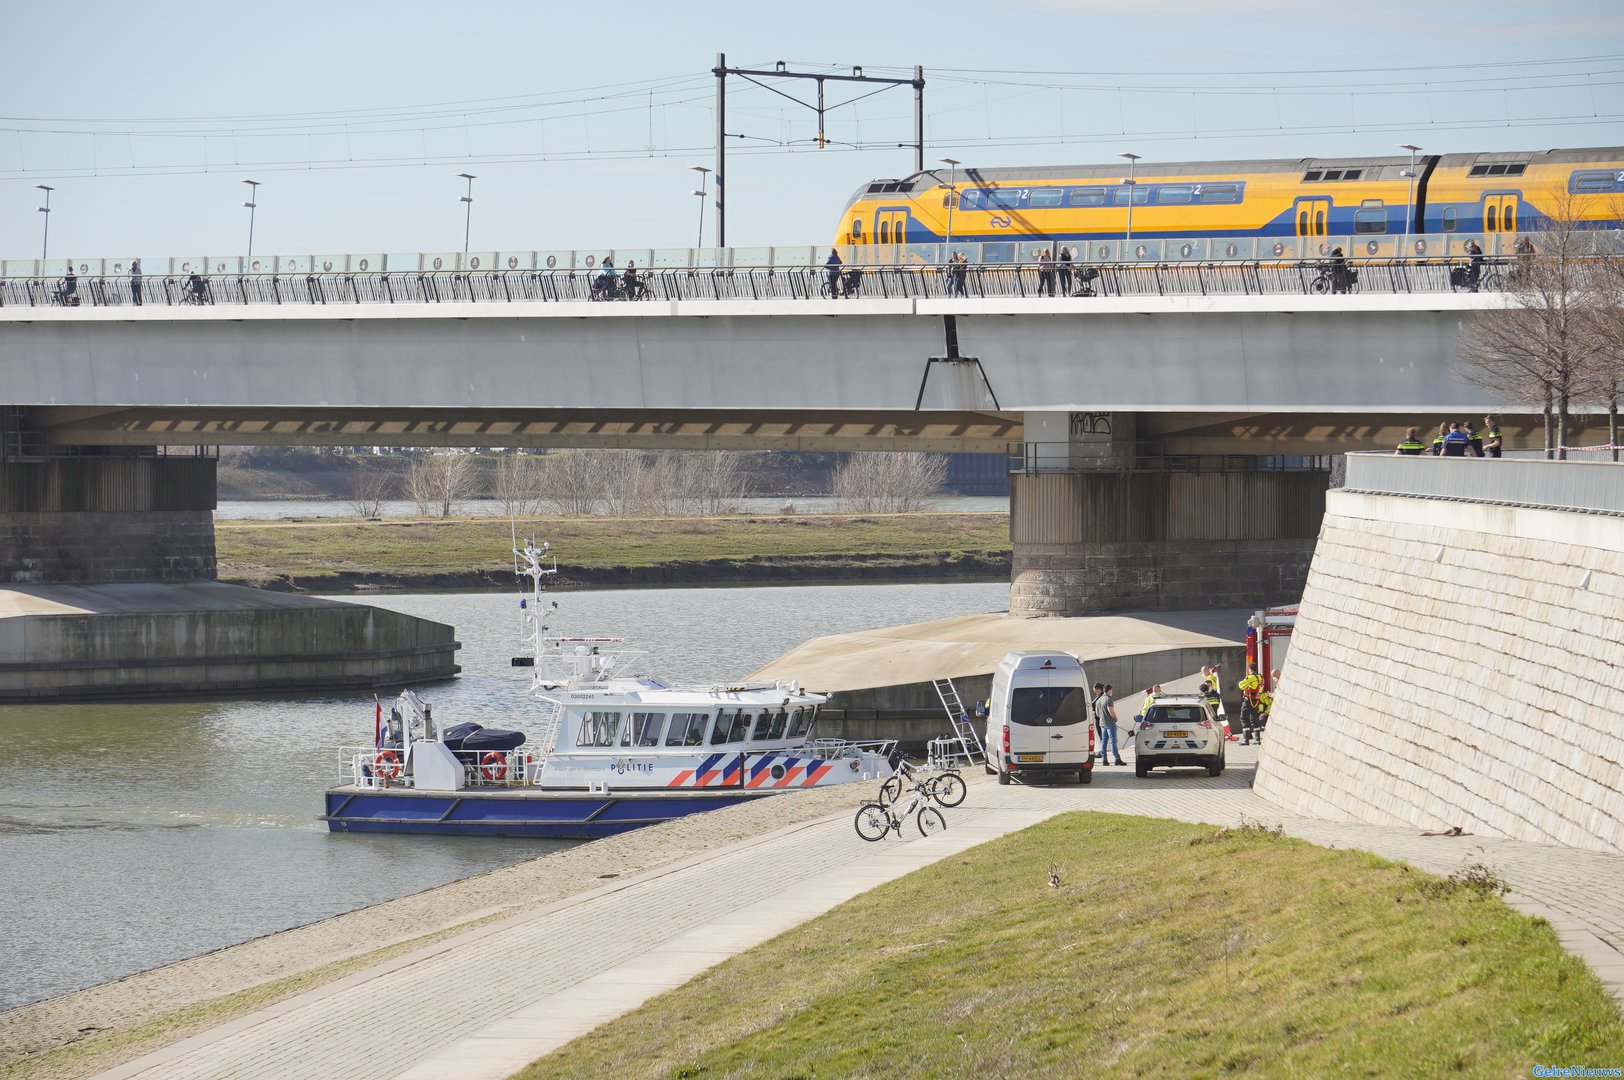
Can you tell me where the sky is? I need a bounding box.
[3,0,1623,263]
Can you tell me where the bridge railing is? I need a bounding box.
[1343,451,1624,514]
[0,257,1577,310]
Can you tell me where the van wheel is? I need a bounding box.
[1135,761,1150,778]
[1078,768,1092,785]
[997,767,1011,785]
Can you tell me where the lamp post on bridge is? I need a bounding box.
[457,173,477,253]
[1118,152,1141,245]
[690,165,711,249]
[938,157,960,252]
[35,185,54,260]
[1398,143,1422,241]
[242,180,260,262]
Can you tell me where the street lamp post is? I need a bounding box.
[938,157,960,252]
[457,173,477,253]
[690,165,711,249]
[35,185,54,260]
[1118,152,1141,244]
[1398,144,1422,240]
[242,180,261,260]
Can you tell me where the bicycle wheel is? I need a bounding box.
[877,775,903,808]
[1309,275,1330,294]
[916,806,946,837]
[854,803,890,842]
[931,772,967,808]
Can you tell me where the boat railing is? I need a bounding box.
[338,745,543,789]
[340,745,405,789]
[807,738,898,761]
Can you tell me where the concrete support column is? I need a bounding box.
[1,456,217,584]
[1010,413,1327,616]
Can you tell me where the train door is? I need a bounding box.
[1293,197,1332,237]
[873,206,911,247]
[1482,193,1520,235]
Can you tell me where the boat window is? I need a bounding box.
[750,712,778,742]
[710,709,746,744]
[622,712,664,748]
[787,707,812,739]
[665,712,709,747]
[768,709,789,739]
[576,710,621,748]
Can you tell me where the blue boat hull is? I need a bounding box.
[322,787,783,839]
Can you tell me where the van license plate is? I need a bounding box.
[1164,730,1189,738]
[1016,754,1044,763]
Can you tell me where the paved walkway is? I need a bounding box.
[94,746,1624,1080]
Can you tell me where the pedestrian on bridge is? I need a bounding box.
[825,248,842,298]
[1464,420,1486,458]
[1431,422,1450,456]
[1484,415,1504,458]
[1036,248,1057,297]
[1441,422,1471,457]
[1057,246,1074,296]
[1395,427,1427,455]
[129,259,142,307]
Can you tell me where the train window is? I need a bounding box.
[1027,189,1063,207]
[1111,186,1150,206]
[1320,170,1342,181]
[1570,169,1621,193]
[866,183,888,193]
[1305,171,1324,182]
[1343,170,1362,181]
[985,190,1026,208]
[850,219,863,240]
[960,190,984,209]
[1441,207,1457,231]
[1506,164,1526,176]
[1068,187,1106,206]
[880,182,902,193]
[942,194,952,209]
[1485,205,1498,231]
[1197,183,1241,203]
[1156,185,1194,204]
[879,221,890,244]
[1504,203,1517,231]
[1353,207,1387,234]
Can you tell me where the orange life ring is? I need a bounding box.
[373,750,402,779]
[480,751,508,781]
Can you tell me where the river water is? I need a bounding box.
[0,580,1010,1012]
[215,495,1010,520]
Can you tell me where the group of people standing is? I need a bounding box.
[1032,247,1077,297]
[1394,415,1503,458]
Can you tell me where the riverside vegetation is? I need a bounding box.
[215,513,1012,592]
[518,813,1624,1078]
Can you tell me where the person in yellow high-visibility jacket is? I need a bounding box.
[1256,689,1273,744]
[1237,667,1263,745]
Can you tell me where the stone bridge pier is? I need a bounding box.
[1009,412,1329,616]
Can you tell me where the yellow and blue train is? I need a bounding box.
[833,147,1624,253]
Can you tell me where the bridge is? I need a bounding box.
[1,250,1602,620]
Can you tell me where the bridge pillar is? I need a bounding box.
[1010,412,1328,616]
[1,453,217,584]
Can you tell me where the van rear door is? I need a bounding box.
[1007,683,1092,764]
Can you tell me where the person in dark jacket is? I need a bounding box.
[1395,427,1427,455]
[1440,422,1471,457]
[1483,415,1504,458]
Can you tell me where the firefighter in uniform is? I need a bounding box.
[1237,667,1263,745]
[1395,427,1427,455]
[1256,688,1273,744]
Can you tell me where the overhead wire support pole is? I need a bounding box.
[711,58,926,249]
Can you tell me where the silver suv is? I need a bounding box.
[1134,695,1225,778]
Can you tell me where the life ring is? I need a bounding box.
[480,751,508,781]
[373,750,402,779]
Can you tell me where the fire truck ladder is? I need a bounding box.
[929,678,986,769]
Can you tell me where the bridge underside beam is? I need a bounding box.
[26,406,1602,457]
[27,407,1023,453]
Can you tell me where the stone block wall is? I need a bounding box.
[1253,490,1624,854]
[1013,537,1314,615]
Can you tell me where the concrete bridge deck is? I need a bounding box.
[90,756,1624,1080]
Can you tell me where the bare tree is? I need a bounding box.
[347,457,393,519]
[675,451,753,514]
[539,449,606,516]
[831,452,948,512]
[1454,193,1614,459]
[491,452,544,518]
[404,452,476,517]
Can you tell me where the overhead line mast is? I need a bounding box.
[712,54,924,248]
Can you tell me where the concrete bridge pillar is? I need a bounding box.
[1010,412,1328,616]
[0,453,217,584]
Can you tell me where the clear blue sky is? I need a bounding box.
[3,0,1622,261]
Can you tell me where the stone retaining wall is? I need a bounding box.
[1253,489,1624,854]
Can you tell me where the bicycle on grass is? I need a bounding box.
[855,779,947,841]
[877,757,966,809]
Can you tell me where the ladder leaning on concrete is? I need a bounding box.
[929,678,986,768]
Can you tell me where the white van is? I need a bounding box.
[986,650,1094,786]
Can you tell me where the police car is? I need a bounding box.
[1134,694,1225,778]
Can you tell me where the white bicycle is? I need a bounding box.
[854,780,946,841]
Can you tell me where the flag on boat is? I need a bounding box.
[374,695,383,749]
